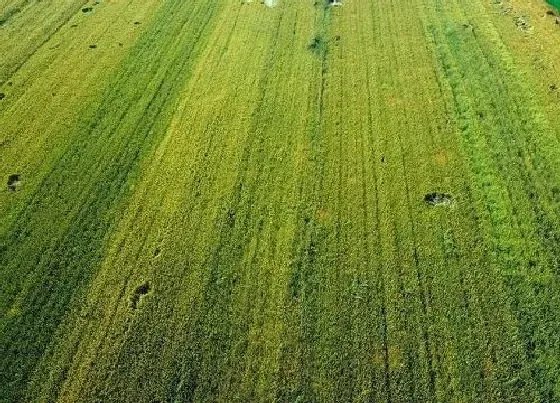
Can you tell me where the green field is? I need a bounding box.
[2,0,560,401]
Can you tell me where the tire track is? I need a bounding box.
[0,0,223,400]
[0,0,90,86]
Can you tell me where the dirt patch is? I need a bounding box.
[7,174,21,192]
[514,15,532,31]
[315,207,330,223]
[424,192,454,206]
[130,281,151,309]
[434,149,450,166]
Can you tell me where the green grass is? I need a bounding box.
[1,0,560,401]
[548,0,560,10]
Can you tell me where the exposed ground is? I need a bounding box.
[1,0,560,401]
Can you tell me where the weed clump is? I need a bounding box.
[309,35,327,56]
[130,281,151,309]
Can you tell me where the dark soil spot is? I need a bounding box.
[7,174,21,192]
[82,7,93,13]
[424,192,454,206]
[0,92,5,100]
[89,44,97,49]
[227,209,236,227]
[130,281,151,309]
[309,36,321,49]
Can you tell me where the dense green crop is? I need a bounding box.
[548,0,560,10]
[1,0,560,401]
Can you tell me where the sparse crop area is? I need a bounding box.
[1,0,560,401]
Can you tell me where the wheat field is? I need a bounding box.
[1,0,560,401]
